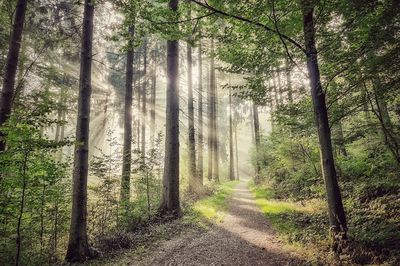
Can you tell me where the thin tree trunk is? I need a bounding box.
[301,0,347,250]
[187,16,196,191]
[0,0,28,151]
[137,54,141,152]
[252,102,261,183]
[210,39,219,182]
[160,0,180,216]
[65,0,95,261]
[150,48,157,148]
[120,27,134,212]
[197,41,204,186]
[250,106,255,145]
[229,87,235,180]
[141,43,147,156]
[234,121,239,180]
[207,64,213,181]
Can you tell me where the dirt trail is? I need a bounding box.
[137,180,304,266]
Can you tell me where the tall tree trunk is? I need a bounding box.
[268,79,275,131]
[250,106,255,145]
[120,27,134,212]
[229,87,235,180]
[187,24,196,192]
[150,48,157,148]
[0,0,28,151]
[197,41,204,186]
[65,0,95,262]
[160,0,180,215]
[301,0,347,251]
[136,54,141,152]
[252,102,261,183]
[210,40,219,182]
[234,121,239,180]
[207,64,213,180]
[141,43,147,156]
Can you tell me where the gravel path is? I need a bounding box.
[139,180,304,266]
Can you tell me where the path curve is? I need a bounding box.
[143,180,304,266]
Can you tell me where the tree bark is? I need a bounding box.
[252,102,261,183]
[197,41,204,186]
[301,0,347,250]
[207,64,213,181]
[160,0,180,215]
[65,0,95,262]
[0,0,28,151]
[120,27,135,212]
[150,48,157,148]
[210,39,219,182]
[187,28,196,192]
[229,87,235,180]
[136,54,141,152]
[234,121,239,180]
[141,42,147,156]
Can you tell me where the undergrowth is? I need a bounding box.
[249,180,400,265]
[86,180,239,265]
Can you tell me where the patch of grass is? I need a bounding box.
[184,180,239,223]
[248,180,332,263]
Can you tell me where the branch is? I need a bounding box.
[144,11,216,25]
[190,0,306,54]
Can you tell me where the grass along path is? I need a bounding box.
[87,180,304,265]
[248,180,342,264]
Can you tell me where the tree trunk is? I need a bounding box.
[160,0,180,216]
[0,0,28,151]
[252,102,261,183]
[301,0,347,251]
[229,87,235,180]
[234,121,239,180]
[65,0,95,262]
[207,64,213,181]
[141,43,147,156]
[210,39,219,182]
[120,27,134,212]
[197,41,204,186]
[150,48,157,148]
[136,54,141,152]
[187,27,196,192]
[250,106,255,145]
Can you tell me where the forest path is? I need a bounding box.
[139,179,304,266]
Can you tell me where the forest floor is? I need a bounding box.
[88,180,305,266]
